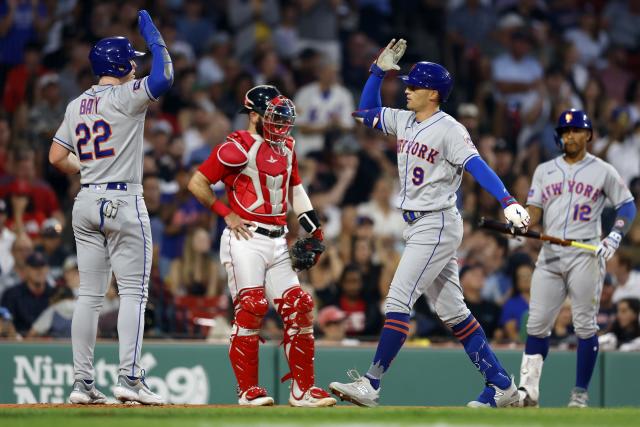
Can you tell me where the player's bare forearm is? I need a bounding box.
[526,205,543,227]
[188,171,216,208]
[49,143,80,175]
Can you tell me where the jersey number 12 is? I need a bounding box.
[572,203,591,222]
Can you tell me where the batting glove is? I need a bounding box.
[375,38,407,72]
[503,203,530,234]
[138,10,166,48]
[596,231,622,261]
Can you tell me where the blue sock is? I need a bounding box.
[576,335,599,390]
[525,335,550,359]
[453,314,511,390]
[365,312,410,390]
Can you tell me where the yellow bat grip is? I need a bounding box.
[570,241,598,251]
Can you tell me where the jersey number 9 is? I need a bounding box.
[412,167,425,185]
[76,120,114,161]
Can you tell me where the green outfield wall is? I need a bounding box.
[0,342,637,407]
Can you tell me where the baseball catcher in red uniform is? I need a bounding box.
[188,85,335,407]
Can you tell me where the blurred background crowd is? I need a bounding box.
[0,0,639,351]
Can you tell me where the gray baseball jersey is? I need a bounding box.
[53,77,155,380]
[526,153,633,340]
[527,153,634,240]
[379,108,476,326]
[380,109,479,211]
[53,78,154,185]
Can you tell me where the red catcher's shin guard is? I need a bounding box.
[229,287,268,395]
[276,287,316,399]
[229,333,261,395]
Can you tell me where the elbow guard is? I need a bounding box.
[352,108,383,130]
[147,44,174,98]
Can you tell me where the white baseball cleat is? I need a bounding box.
[467,378,520,408]
[567,387,589,408]
[238,386,275,406]
[329,370,380,407]
[114,374,164,405]
[289,386,337,407]
[68,379,107,404]
[517,387,540,407]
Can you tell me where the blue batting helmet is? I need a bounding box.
[399,62,454,102]
[89,37,145,78]
[555,109,593,147]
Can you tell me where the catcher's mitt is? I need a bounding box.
[290,237,325,271]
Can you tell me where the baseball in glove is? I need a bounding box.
[290,237,325,271]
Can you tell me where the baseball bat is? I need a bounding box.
[477,217,598,252]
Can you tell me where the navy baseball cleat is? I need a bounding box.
[329,370,380,407]
[114,374,164,405]
[68,379,107,404]
[467,378,519,408]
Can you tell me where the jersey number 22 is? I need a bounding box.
[76,120,114,161]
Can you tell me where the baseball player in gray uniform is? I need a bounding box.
[48,11,173,404]
[329,39,530,407]
[517,109,636,408]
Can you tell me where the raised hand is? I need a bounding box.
[138,9,165,48]
[375,38,407,72]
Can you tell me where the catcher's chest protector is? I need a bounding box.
[232,131,294,216]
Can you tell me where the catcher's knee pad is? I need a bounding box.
[276,286,314,330]
[234,287,269,331]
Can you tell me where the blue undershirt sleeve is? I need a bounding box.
[147,44,174,99]
[465,156,516,208]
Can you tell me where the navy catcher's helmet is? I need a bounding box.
[239,85,281,116]
[555,109,593,147]
[89,37,145,78]
[399,62,454,102]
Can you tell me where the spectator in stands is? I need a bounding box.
[0,232,32,297]
[176,0,216,56]
[356,177,405,242]
[550,300,575,348]
[166,227,220,296]
[0,198,15,276]
[500,261,533,343]
[563,6,608,68]
[597,274,617,332]
[460,264,502,340]
[593,107,640,187]
[596,45,633,105]
[309,245,343,306]
[602,0,640,52]
[476,231,512,305]
[317,305,349,344]
[27,285,75,338]
[0,251,53,335]
[0,148,63,225]
[599,298,640,351]
[491,29,543,138]
[227,0,279,64]
[294,58,355,157]
[35,218,69,281]
[0,306,17,339]
[328,264,382,338]
[28,73,65,148]
[0,113,10,175]
[159,167,208,278]
[609,252,640,304]
[60,255,79,295]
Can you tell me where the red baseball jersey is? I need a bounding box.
[198,130,302,225]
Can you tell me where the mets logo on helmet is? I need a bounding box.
[565,112,573,123]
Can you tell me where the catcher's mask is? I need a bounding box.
[262,95,296,155]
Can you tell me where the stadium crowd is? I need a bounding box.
[0,0,639,351]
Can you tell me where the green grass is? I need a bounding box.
[1,406,638,427]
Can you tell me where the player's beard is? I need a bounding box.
[256,117,264,136]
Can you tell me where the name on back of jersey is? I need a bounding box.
[79,98,100,115]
